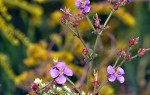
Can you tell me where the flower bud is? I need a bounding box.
[94,13,100,29]
[113,2,119,10]
[45,85,50,92]
[60,16,66,24]
[129,37,139,46]
[82,48,88,55]
[92,69,99,85]
[118,49,125,56]
[138,48,147,57]
[31,83,39,93]
[125,54,131,61]
[108,0,118,4]
[70,20,80,27]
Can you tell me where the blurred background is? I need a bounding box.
[0,0,150,95]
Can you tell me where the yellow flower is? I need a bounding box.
[23,57,37,67]
[48,11,63,27]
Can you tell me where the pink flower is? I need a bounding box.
[107,65,125,83]
[75,0,91,13]
[49,62,73,84]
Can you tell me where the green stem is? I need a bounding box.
[130,54,138,60]
[86,8,114,95]
[75,27,91,58]
[113,56,120,68]
[93,85,97,94]
[94,9,114,52]
[86,15,96,32]
[67,77,81,95]
[86,61,92,94]
[117,59,125,68]
[65,24,78,37]
[95,81,108,94]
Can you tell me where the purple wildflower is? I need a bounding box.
[75,0,91,13]
[49,61,73,84]
[107,65,125,83]
[60,8,72,20]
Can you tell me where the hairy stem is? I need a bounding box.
[86,15,96,32]
[113,56,120,68]
[94,9,114,51]
[67,77,81,95]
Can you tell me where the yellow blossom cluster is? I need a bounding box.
[24,41,48,67]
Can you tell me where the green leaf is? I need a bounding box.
[84,58,91,63]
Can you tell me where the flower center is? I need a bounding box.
[114,70,119,76]
[59,69,64,75]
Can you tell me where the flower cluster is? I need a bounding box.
[75,0,91,14]
[31,0,150,95]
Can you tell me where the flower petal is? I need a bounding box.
[75,0,82,7]
[84,6,91,13]
[117,76,125,83]
[85,0,90,5]
[56,62,66,70]
[107,65,115,74]
[56,75,66,84]
[117,67,125,75]
[49,67,59,78]
[64,67,73,76]
[108,75,116,82]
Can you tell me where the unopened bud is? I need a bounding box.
[129,37,139,46]
[45,86,50,92]
[92,69,99,85]
[113,2,119,10]
[31,83,39,93]
[94,13,100,28]
[60,16,66,24]
[82,48,88,55]
[138,48,147,57]
[125,54,131,61]
[118,49,125,56]
[70,20,80,27]
[108,0,118,4]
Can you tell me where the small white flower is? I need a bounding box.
[34,78,42,84]
[64,86,71,92]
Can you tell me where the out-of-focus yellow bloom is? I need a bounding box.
[64,30,84,55]
[14,71,29,84]
[48,11,63,27]
[0,0,12,20]
[64,0,76,10]
[0,16,32,46]
[49,51,74,63]
[100,85,114,95]
[115,8,136,26]
[26,43,48,63]
[117,40,128,49]
[0,53,16,81]
[23,57,37,67]
[72,39,84,54]
[50,34,62,46]
[79,20,91,33]
[3,0,43,16]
